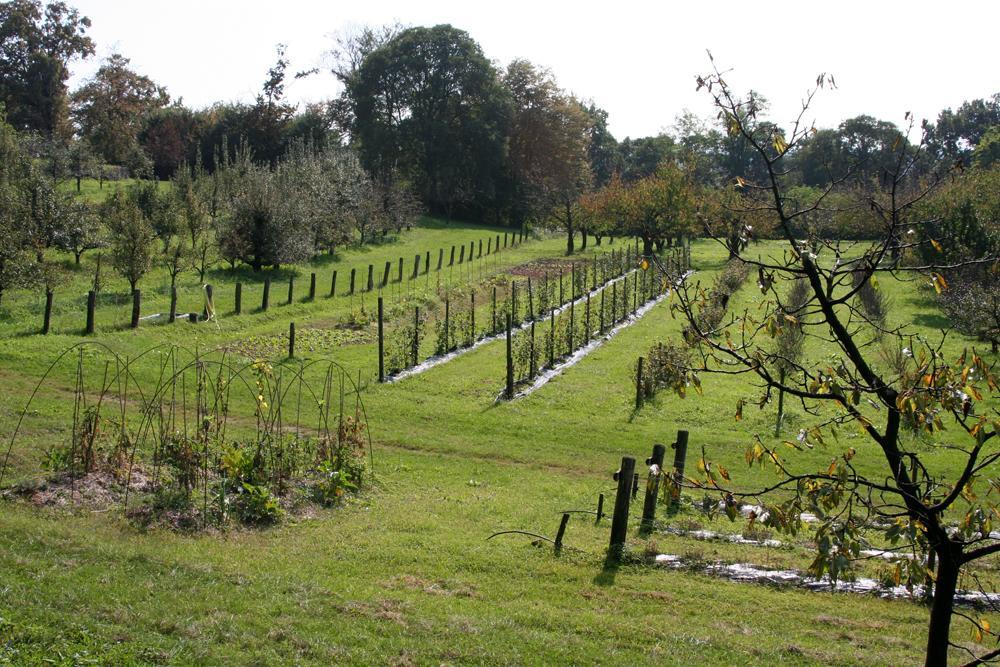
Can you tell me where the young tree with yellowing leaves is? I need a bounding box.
[656,58,1000,667]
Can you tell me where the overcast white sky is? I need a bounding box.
[65,0,999,140]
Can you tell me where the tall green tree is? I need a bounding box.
[347,25,510,220]
[0,0,94,136]
[71,53,169,165]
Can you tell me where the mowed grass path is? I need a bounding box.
[0,226,990,664]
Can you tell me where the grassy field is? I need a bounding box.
[0,218,994,665]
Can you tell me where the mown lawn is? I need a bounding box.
[0,222,994,665]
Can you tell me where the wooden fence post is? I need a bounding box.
[670,430,690,510]
[262,278,271,310]
[641,443,667,533]
[377,296,384,382]
[609,456,636,559]
[287,275,294,304]
[130,289,141,328]
[309,272,316,301]
[235,282,242,314]
[449,246,455,266]
[288,322,295,358]
[330,270,337,297]
[596,493,605,523]
[397,257,403,282]
[367,264,374,291]
[459,245,465,264]
[487,238,492,255]
[424,250,430,275]
[85,290,95,334]
[42,289,53,334]
[505,313,514,400]
[555,513,570,554]
[437,248,443,270]
[504,233,508,248]
[382,261,391,288]
[349,268,356,295]
[413,254,420,279]
[478,238,483,258]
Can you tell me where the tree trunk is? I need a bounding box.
[74,251,82,265]
[76,176,82,192]
[581,228,588,251]
[595,235,602,246]
[924,548,960,667]
[565,203,574,255]
[642,237,654,255]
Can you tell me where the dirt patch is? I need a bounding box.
[339,599,409,627]
[386,574,477,598]
[5,466,153,510]
[510,258,577,280]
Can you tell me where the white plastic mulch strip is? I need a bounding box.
[654,554,1000,606]
[387,269,642,383]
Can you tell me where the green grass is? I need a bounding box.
[0,224,994,665]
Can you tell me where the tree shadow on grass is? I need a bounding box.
[593,553,620,586]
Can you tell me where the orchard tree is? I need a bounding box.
[655,60,1000,667]
[103,190,155,291]
[52,197,101,264]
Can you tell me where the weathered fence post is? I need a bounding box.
[263,278,271,310]
[42,289,53,334]
[85,290,96,334]
[288,322,295,358]
[641,443,667,534]
[309,272,316,300]
[382,261,391,288]
[130,289,141,328]
[412,254,420,279]
[397,256,403,282]
[235,282,242,314]
[505,313,514,399]
[555,513,570,554]
[504,232,508,248]
[287,275,294,304]
[367,264,374,291]
[449,246,455,266]
[424,250,430,274]
[168,286,177,323]
[204,284,214,320]
[377,296,385,383]
[609,456,636,559]
[670,430,690,510]
[330,270,337,297]
[596,493,605,523]
[487,238,492,255]
[349,268,356,295]
[437,248,443,270]
[478,238,483,258]
[459,245,465,265]
[635,357,644,409]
